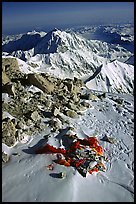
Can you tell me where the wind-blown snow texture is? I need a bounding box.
[2,24,134,202]
[2,91,134,202]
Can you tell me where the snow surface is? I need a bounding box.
[85,60,134,93]
[2,91,134,202]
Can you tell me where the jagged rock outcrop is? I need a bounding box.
[2,57,101,152]
[2,119,17,147]
[27,74,55,93]
[2,57,24,80]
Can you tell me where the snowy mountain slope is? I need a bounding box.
[34,28,61,55]
[2,90,134,202]
[2,28,133,63]
[2,33,24,46]
[85,60,134,93]
[2,28,134,94]
[2,30,47,53]
[68,24,134,53]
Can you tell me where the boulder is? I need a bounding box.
[16,119,29,129]
[2,152,10,163]
[2,57,19,71]
[2,120,17,147]
[2,82,16,97]
[65,110,78,118]
[50,118,62,131]
[28,74,55,93]
[52,107,61,116]
[64,79,74,92]
[77,104,87,112]
[58,82,64,89]
[72,94,80,103]
[2,72,11,85]
[72,85,81,95]
[80,93,100,101]
[73,77,84,87]
[80,101,90,108]
[67,102,78,111]
[88,94,100,101]
[97,92,107,100]
[33,120,46,129]
[31,111,41,121]
[43,99,52,109]
[2,57,24,80]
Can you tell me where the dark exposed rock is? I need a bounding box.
[80,101,91,108]
[97,92,107,100]
[80,93,99,101]
[2,72,11,85]
[2,82,16,97]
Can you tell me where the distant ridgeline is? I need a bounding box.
[2,28,134,94]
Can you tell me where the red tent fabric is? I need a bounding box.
[35,136,106,177]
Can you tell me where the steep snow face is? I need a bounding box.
[2,29,134,94]
[34,28,61,55]
[85,60,134,94]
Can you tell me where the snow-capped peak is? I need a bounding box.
[2,28,134,94]
[33,28,64,55]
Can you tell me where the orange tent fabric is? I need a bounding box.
[35,136,105,176]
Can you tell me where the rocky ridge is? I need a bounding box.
[2,57,107,162]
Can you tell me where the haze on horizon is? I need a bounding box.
[2,2,134,35]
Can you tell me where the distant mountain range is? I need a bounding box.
[2,27,134,94]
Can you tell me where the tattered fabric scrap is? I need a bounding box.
[35,136,106,177]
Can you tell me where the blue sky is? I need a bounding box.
[2,2,134,35]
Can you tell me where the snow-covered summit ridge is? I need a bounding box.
[33,28,62,55]
[2,28,134,94]
[3,28,132,61]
